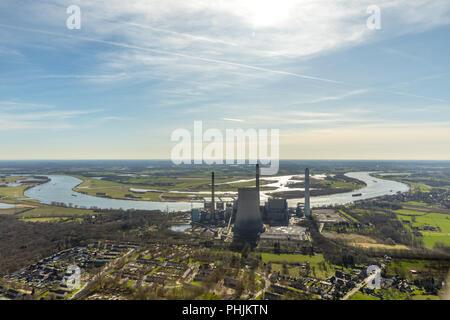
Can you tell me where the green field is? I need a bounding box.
[261,253,324,264]
[411,294,440,300]
[409,183,432,193]
[260,253,335,279]
[421,232,450,248]
[0,185,28,200]
[349,292,380,300]
[394,207,450,249]
[385,259,449,280]
[404,201,432,207]
[20,216,84,223]
[18,205,95,218]
[394,209,430,216]
[72,175,265,202]
[338,210,359,223]
[396,212,450,232]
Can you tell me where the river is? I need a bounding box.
[286,171,410,207]
[23,172,409,211]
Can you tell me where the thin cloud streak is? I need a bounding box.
[0,23,343,85]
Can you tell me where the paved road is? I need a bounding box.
[253,272,271,300]
[341,273,377,300]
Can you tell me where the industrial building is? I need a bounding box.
[259,226,309,242]
[263,198,289,225]
[189,165,314,242]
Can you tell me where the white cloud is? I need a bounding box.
[0,108,105,131]
[5,0,450,81]
[294,89,369,104]
[222,118,245,122]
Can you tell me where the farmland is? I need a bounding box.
[394,206,450,249]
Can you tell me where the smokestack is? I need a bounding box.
[211,172,215,218]
[256,164,260,204]
[305,168,311,218]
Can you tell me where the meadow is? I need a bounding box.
[394,207,450,248]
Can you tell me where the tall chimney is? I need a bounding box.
[211,172,215,219]
[256,164,260,204]
[305,168,311,218]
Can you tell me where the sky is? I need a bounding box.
[0,0,449,160]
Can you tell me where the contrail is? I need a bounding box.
[0,23,342,84]
[1,23,446,103]
[125,22,239,47]
[382,90,447,103]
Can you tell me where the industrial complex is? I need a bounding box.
[189,165,313,246]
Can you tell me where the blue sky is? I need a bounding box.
[0,0,449,160]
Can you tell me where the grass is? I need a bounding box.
[199,293,221,300]
[409,183,432,193]
[261,253,334,280]
[395,208,450,249]
[71,173,274,202]
[404,201,432,207]
[21,217,68,223]
[378,288,411,300]
[38,291,50,300]
[421,232,450,248]
[349,292,380,300]
[74,176,163,201]
[147,266,161,277]
[18,205,95,218]
[338,210,359,223]
[261,253,324,264]
[394,209,429,216]
[271,264,302,277]
[385,259,450,280]
[0,185,28,200]
[411,294,440,300]
[323,232,410,250]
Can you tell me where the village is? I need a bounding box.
[0,239,433,301]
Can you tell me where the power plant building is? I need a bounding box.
[191,208,201,223]
[264,198,289,225]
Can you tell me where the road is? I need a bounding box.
[252,272,271,300]
[341,273,377,300]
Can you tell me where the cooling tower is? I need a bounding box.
[234,187,263,238]
[305,168,311,218]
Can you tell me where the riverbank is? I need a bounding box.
[22,172,409,211]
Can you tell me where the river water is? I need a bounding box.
[23,172,409,211]
[286,171,409,207]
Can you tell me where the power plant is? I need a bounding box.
[189,165,313,243]
[263,198,289,225]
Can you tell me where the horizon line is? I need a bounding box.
[0,159,449,162]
